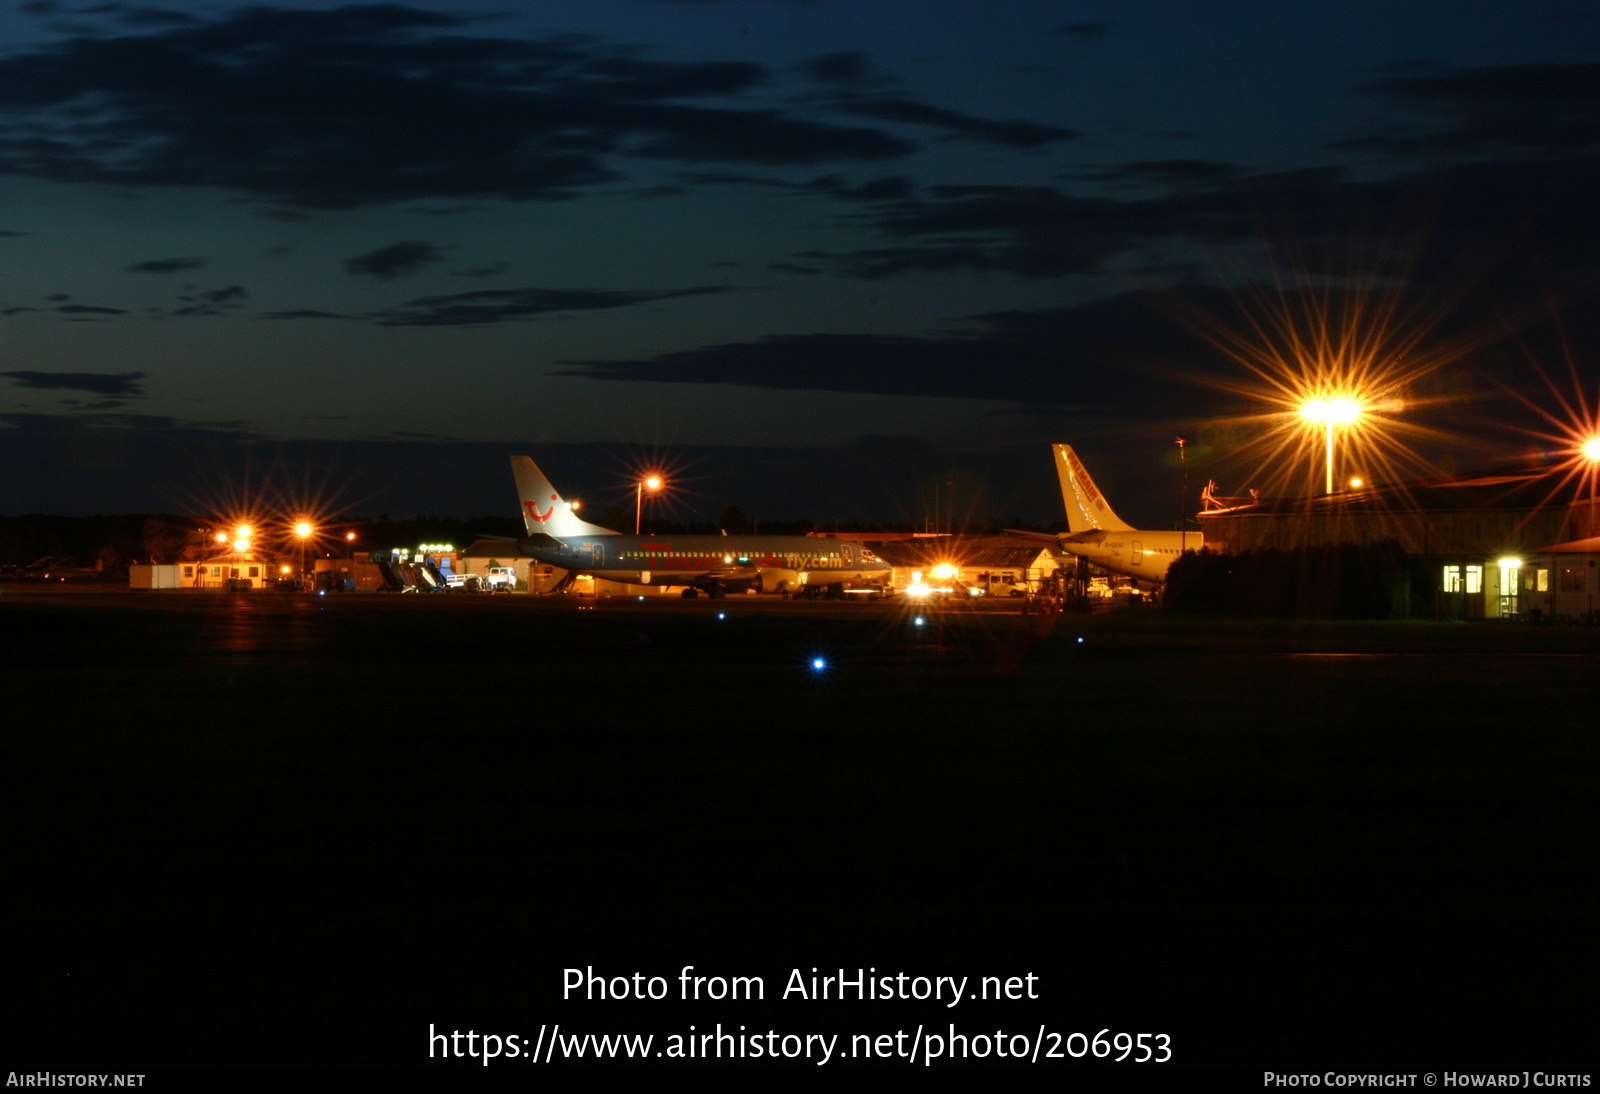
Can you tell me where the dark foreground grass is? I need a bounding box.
[2,590,1597,1069]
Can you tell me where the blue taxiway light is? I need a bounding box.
[811,658,827,671]
[717,612,726,620]
[1077,637,1084,643]
[913,616,924,626]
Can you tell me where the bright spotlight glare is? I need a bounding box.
[1583,436,1600,462]
[294,521,313,538]
[235,524,252,538]
[811,657,826,671]
[645,475,662,490]
[1300,397,1363,424]
[233,539,249,552]
[932,563,957,580]
[214,532,227,544]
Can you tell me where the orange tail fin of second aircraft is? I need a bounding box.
[1053,444,1134,533]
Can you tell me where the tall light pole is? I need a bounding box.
[1176,436,1187,552]
[1300,398,1363,495]
[636,475,662,535]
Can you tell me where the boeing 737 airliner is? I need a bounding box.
[509,456,892,598]
[1011,444,1198,583]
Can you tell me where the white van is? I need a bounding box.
[483,567,517,591]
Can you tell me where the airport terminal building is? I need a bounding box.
[1197,461,1600,619]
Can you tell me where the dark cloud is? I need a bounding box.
[1341,62,1600,156]
[0,229,28,237]
[0,5,922,209]
[345,242,444,280]
[555,292,1238,410]
[805,162,1592,282]
[804,181,1223,279]
[802,51,867,83]
[84,4,201,27]
[162,284,248,316]
[833,98,1077,148]
[1074,159,1244,186]
[2,369,144,396]
[681,170,910,202]
[259,309,345,320]
[56,303,126,315]
[835,175,913,201]
[1056,21,1116,41]
[125,256,205,274]
[366,284,729,327]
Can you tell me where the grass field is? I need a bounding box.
[3,588,1596,1069]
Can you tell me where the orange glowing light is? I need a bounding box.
[645,475,662,491]
[1583,437,1600,463]
[214,532,227,544]
[1172,236,1498,507]
[235,524,252,538]
[1348,477,1364,489]
[346,532,357,541]
[1299,397,1364,425]
[294,521,313,539]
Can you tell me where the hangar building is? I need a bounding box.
[1197,461,1600,619]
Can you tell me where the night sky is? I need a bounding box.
[2,0,1598,523]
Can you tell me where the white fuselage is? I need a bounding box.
[1055,529,1199,583]
[519,533,891,592]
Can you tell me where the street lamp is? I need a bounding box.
[1300,397,1364,495]
[294,520,313,582]
[636,474,663,535]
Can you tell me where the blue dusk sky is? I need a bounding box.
[2,1,1598,522]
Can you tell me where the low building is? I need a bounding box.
[1529,535,1600,622]
[1198,461,1600,619]
[869,535,1061,596]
